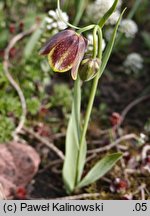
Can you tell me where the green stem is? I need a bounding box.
[77,25,95,34]
[81,28,102,140]
[57,0,95,33]
[75,27,103,185]
[57,0,80,29]
[80,73,99,146]
[97,28,103,59]
[92,25,99,58]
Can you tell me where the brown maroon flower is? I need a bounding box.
[39,29,87,80]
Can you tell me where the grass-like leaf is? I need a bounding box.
[24,20,45,59]
[62,78,81,193]
[99,8,126,79]
[77,153,122,188]
[98,0,119,28]
[77,138,87,183]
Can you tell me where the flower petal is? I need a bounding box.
[48,34,79,72]
[71,36,88,80]
[39,29,75,55]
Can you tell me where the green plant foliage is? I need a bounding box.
[63,78,81,193]
[26,97,40,115]
[24,19,46,59]
[62,1,126,194]
[50,84,72,113]
[63,100,80,193]
[98,0,119,28]
[0,95,21,117]
[142,31,150,49]
[0,116,15,143]
[77,153,122,188]
[1,0,148,198]
[100,9,126,78]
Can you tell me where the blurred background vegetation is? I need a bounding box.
[0,0,150,200]
[0,0,149,143]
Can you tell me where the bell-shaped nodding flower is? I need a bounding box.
[79,57,101,81]
[39,29,88,80]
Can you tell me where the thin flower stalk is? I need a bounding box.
[40,0,126,194]
[76,27,103,184]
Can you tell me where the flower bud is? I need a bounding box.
[79,58,100,81]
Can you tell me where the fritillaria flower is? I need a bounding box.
[39,29,88,80]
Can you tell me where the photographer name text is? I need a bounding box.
[19,202,104,212]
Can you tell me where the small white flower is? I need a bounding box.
[48,10,57,18]
[45,9,69,31]
[123,53,144,74]
[47,25,52,30]
[45,17,53,24]
[57,21,67,30]
[86,0,122,25]
[51,22,58,28]
[120,19,138,38]
[107,10,120,25]
[87,34,106,52]
[105,28,114,41]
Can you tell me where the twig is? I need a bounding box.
[0,184,6,200]
[116,145,128,180]
[141,145,150,160]
[97,94,150,135]
[51,165,62,174]
[117,144,128,150]
[125,168,141,174]
[38,159,62,174]
[88,133,138,154]
[23,127,65,160]
[53,133,65,140]
[119,95,150,128]
[141,186,146,200]
[86,153,97,163]
[3,24,37,139]
[133,184,146,199]
[54,193,100,200]
[145,187,150,197]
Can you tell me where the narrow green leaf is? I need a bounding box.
[24,20,45,59]
[77,153,122,188]
[127,0,142,19]
[77,138,87,183]
[62,106,79,193]
[98,0,119,28]
[73,0,88,25]
[142,32,150,49]
[99,8,126,78]
[75,0,81,11]
[62,78,81,193]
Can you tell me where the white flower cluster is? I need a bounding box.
[123,53,144,75]
[105,27,114,41]
[45,9,69,34]
[86,0,122,25]
[120,19,138,38]
[87,34,106,52]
